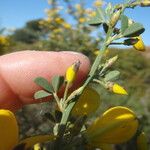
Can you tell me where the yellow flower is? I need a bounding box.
[65,60,81,84]
[137,132,148,150]
[94,0,104,7]
[133,36,145,51]
[0,109,18,150]
[108,83,128,95]
[79,18,86,23]
[0,36,10,47]
[85,106,138,146]
[72,86,100,116]
[63,23,71,29]
[0,109,55,150]
[55,17,64,24]
[34,143,41,150]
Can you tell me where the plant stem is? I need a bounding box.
[60,28,113,126]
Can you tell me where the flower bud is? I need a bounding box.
[107,82,128,95]
[137,132,148,150]
[106,55,118,68]
[110,9,121,27]
[65,60,81,84]
[133,36,145,51]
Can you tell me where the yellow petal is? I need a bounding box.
[0,109,19,150]
[137,132,148,150]
[133,36,145,51]
[72,86,100,116]
[86,106,138,144]
[65,60,80,84]
[34,143,41,150]
[112,83,128,95]
[18,134,55,149]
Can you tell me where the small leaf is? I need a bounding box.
[51,75,64,92]
[103,23,109,33]
[34,90,51,99]
[121,15,129,33]
[34,77,53,92]
[105,3,114,19]
[104,70,120,82]
[88,8,106,26]
[123,23,145,37]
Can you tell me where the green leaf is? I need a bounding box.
[121,15,129,33]
[51,75,64,92]
[34,77,53,92]
[88,8,106,26]
[103,23,109,33]
[105,3,114,19]
[34,90,51,99]
[104,70,120,82]
[123,23,145,37]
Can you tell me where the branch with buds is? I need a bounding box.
[32,0,150,149]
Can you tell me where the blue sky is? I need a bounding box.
[0,0,150,45]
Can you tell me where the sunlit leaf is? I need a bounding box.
[88,8,106,26]
[121,15,129,33]
[123,23,145,37]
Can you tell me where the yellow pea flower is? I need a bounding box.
[112,83,128,95]
[108,82,128,95]
[133,36,145,51]
[0,109,19,150]
[0,109,55,150]
[137,132,148,150]
[63,23,71,29]
[65,60,81,84]
[55,17,64,24]
[85,106,138,146]
[72,86,100,116]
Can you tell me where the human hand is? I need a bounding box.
[0,51,90,111]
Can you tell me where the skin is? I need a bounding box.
[0,50,90,111]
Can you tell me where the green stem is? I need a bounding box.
[53,92,63,112]
[63,82,70,102]
[60,28,113,126]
